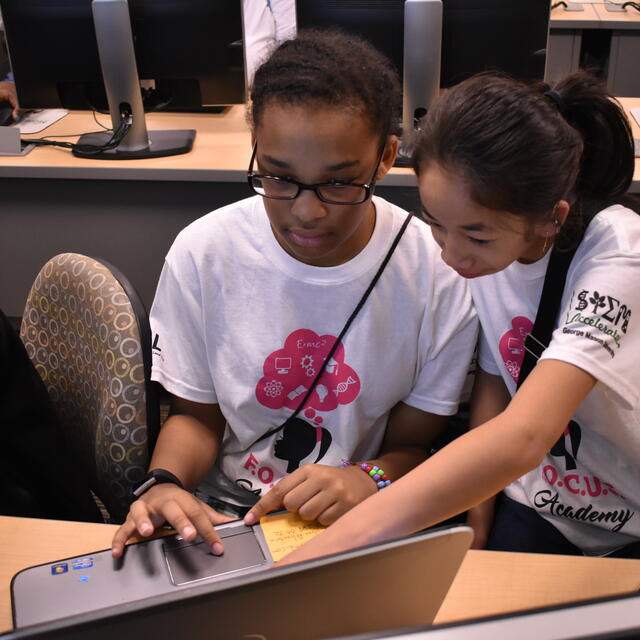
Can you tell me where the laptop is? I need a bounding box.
[330,591,640,640]
[6,522,473,640]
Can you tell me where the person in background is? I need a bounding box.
[243,0,296,85]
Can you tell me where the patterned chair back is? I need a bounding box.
[20,253,159,523]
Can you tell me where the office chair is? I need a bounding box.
[20,253,160,523]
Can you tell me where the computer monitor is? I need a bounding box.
[297,0,441,157]
[440,0,549,87]
[297,0,549,156]
[0,0,245,159]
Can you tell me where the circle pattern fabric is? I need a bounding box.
[20,253,151,522]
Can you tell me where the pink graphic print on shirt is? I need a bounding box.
[248,329,361,477]
[499,316,533,382]
[256,328,360,411]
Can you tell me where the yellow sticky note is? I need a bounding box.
[260,512,326,562]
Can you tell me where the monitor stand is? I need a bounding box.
[76,0,195,160]
[400,0,441,160]
[73,129,195,160]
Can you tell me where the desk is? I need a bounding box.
[547,2,602,82]
[0,108,416,319]
[0,108,414,186]
[594,3,640,95]
[547,1,640,95]
[1,103,638,320]
[1,515,640,633]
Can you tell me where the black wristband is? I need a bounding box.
[132,468,184,498]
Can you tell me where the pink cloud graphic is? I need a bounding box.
[256,328,360,411]
[499,316,533,382]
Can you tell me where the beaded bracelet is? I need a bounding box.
[341,460,391,489]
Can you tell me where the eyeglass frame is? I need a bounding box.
[246,141,387,205]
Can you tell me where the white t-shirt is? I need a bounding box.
[474,205,640,555]
[151,195,477,507]
[242,0,296,86]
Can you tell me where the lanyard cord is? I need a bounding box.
[253,211,414,445]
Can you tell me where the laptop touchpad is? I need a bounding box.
[163,527,267,586]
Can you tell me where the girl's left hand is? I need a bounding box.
[244,463,377,526]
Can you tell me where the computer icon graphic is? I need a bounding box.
[275,357,292,374]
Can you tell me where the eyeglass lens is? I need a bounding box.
[250,176,368,204]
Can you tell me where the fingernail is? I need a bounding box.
[140,523,152,536]
[212,542,224,555]
[183,526,195,538]
[244,512,255,525]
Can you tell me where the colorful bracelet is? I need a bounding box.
[341,460,391,489]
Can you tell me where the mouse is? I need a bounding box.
[0,103,16,126]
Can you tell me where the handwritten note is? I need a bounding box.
[260,512,326,561]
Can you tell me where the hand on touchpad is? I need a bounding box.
[163,529,267,585]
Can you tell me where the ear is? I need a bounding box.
[375,135,399,180]
[555,200,571,226]
[535,200,571,238]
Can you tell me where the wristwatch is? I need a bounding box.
[132,468,184,498]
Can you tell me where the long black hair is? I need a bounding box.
[412,71,638,248]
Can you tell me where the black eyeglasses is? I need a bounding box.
[247,142,385,205]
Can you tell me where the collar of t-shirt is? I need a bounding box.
[254,195,398,285]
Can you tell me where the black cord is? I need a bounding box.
[92,110,111,131]
[551,1,568,9]
[24,130,113,140]
[251,212,414,447]
[23,114,132,154]
[622,1,640,11]
[74,115,131,154]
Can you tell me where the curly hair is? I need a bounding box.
[249,28,402,144]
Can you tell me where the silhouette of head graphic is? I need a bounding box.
[274,417,332,473]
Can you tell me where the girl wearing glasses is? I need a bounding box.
[277,71,640,562]
[112,29,477,557]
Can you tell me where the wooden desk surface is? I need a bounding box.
[0,107,251,183]
[0,100,637,191]
[594,3,640,27]
[549,1,601,28]
[549,1,640,28]
[1,516,639,633]
[0,107,415,187]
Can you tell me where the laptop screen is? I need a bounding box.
[330,591,640,640]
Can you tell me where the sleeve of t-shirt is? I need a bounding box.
[541,248,640,410]
[404,261,479,416]
[150,258,218,405]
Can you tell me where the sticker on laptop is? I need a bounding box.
[72,558,94,570]
[51,563,68,575]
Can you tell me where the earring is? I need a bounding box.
[542,235,550,255]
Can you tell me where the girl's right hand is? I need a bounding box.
[110,484,235,558]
